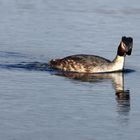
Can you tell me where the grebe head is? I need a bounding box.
[117,36,133,56]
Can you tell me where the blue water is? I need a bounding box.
[0,0,140,140]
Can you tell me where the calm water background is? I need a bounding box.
[0,0,140,140]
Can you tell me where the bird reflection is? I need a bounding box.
[53,71,130,114]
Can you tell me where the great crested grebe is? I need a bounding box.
[49,36,133,73]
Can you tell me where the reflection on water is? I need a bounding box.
[55,70,131,127]
[54,71,131,116]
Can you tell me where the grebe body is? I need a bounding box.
[49,37,133,73]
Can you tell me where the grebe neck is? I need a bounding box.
[111,55,125,71]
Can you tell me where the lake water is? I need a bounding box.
[0,0,140,140]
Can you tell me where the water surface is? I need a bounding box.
[0,0,140,140]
